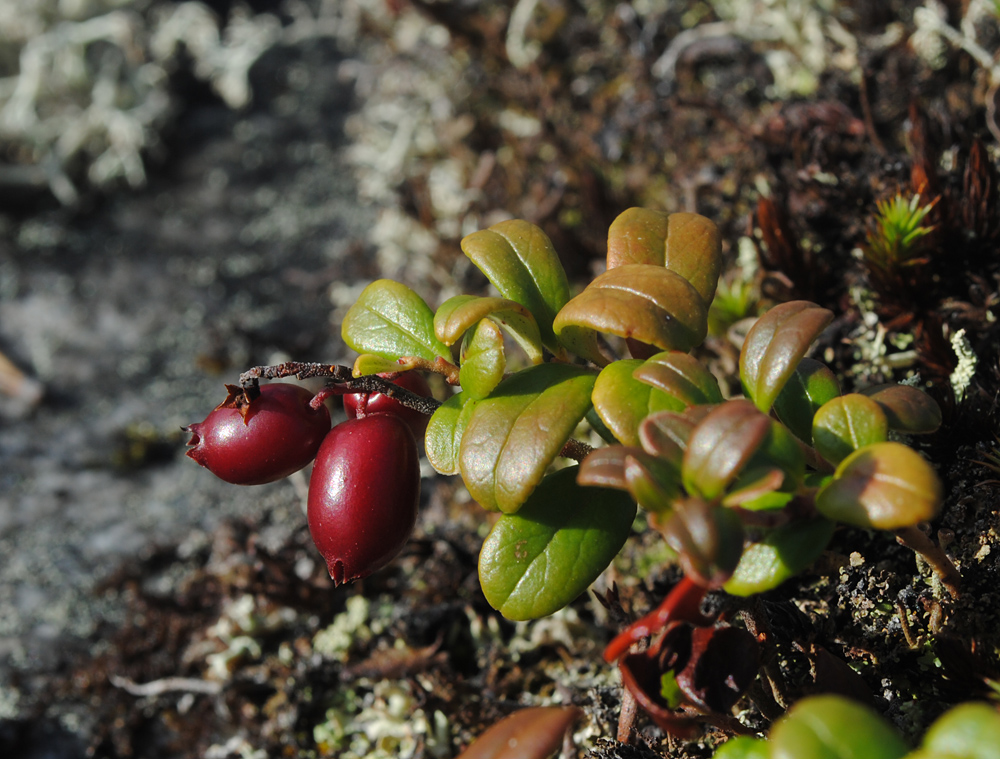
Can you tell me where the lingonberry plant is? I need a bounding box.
[186,208,956,738]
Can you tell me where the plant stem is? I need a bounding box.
[894,525,961,598]
[604,576,710,663]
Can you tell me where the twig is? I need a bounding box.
[895,525,962,598]
[110,675,222,697]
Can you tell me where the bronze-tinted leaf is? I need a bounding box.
[554,264,709,358]
[682,400,772,500]
[815,442,943,530]
[457,705,583,759]
[658,498,745,587]
[606,209,723,305]
[638,408,708,464]
[859,383,942,434]
[740,301,834,413]
[633,351,724,408]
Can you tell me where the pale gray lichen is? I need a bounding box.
[949,328,977,402]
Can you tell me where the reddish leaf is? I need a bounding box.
[457,706,583,759]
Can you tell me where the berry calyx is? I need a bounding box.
[185,383,331,485]
[307,414,420,585]
[342,370,433,440]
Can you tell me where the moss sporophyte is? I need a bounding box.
[187,208,959,744]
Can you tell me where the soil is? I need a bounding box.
[1,1,999,758]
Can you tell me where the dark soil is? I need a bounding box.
[2,1,999,757]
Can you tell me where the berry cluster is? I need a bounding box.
[185,373,431,584]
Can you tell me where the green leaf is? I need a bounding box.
[682,400,803,501]
[921,702,1000,759]
[606,209,723,305]
[460,220,571,353]
[351,353,420,376]
[771,357,841,444]
[740,301,834,414]
[478,467,636,620]
[714,737,771,759]
[434,294,544,365]
[342,279,451,362]
[592,359,690,446]
[553,264,709,358]
[459,363,597,512]
[660,670,684,710]
[459,319,506,400]
[633,351,724,408]
[724,518,835,596]
[859,384,942,434]
[812,394,889,465]
[770,696,909,759]
[815,442,943,530]
[424,391,479,476]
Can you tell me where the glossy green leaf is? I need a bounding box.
[460,220,571,353]
[593,360,657,447]
[860,384,942,434]
[351,353,420,377]
[553,264,709,358]
[460,363,597,512]
[772,357,841,444]
[921,702,1000,759]
[434,294,544,365]
[460,319,506,400]
[479,467,637,620]
[633,350,724,408]
[813,394,889,465]
[592,359,688,446]
[770,696,909,759]
[815,442,943,530]
[714,737,771,759]
[457,705,583,759]
[342,279,451,362]
[425,391,479,476]
[740,301,834,414]
[724,518,835,596]
[683,400,803,501]
[606,209,723,305]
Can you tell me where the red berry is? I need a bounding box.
[307,414,420,585]
[342,371,432,440]
[185,383,331,485]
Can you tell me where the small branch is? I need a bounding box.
[895,525,961,598]
[237,362,443,416]
[110,675,222,697]
[559,437,594,463]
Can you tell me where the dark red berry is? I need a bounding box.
[185,383,331,485]
[307,414,420,585]
[343,371,433,440]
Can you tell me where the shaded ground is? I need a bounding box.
[1,1,999,757]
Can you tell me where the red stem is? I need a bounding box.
[604,576,710,663]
